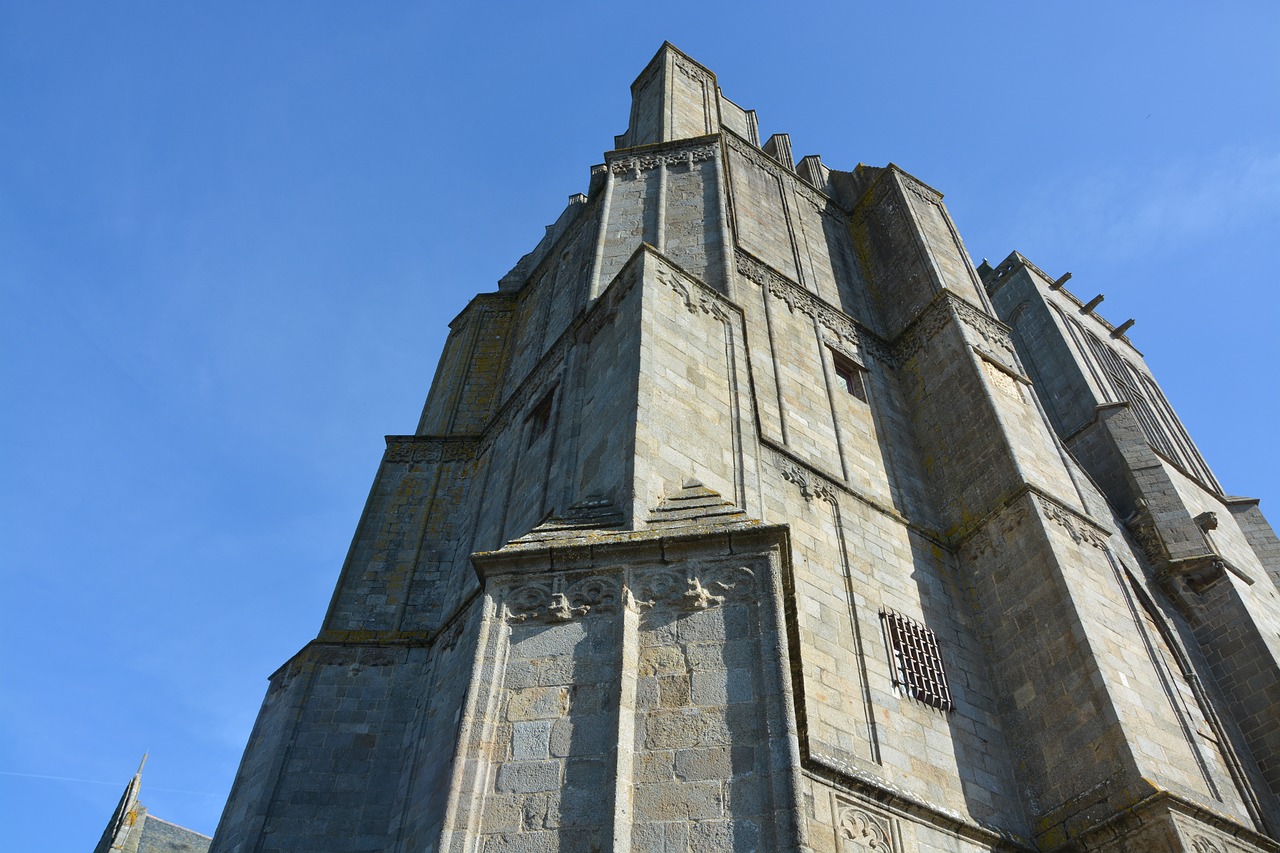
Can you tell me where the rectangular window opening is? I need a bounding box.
[881,609,953,711]
[526,390,554,446]
[832,352,867,403]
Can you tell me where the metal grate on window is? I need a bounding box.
[881,609,953,711]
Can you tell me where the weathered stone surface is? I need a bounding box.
[209,42,1280,853]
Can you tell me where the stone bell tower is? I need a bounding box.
[209,43,1280,852]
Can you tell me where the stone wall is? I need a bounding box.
[211,42,1280,853]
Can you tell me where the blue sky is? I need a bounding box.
[2,2,1276,848]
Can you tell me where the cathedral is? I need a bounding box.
[206,44,1280,852]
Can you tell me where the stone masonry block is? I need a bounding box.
[506,687,571,722]
[494,761,562,794]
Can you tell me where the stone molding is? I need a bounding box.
[504,574,621,624]
[953,296,1020,365]
[500,563,759,623]
[671,51,710,84]
[383,437,480,464]
[765,442,952,555]
[957,485,1112,559]
[897,171,943,207]
[809,752,1031,850]
[892,289,1024,378]
[658,261,733,322]
[1037,492,1111,550]
[1191,837,1229,853]
[736,249,894,365]
[723,131,838,213]
[607,139,717,176]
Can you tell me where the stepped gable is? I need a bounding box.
[507,495,625,544]
[646,479,757,530]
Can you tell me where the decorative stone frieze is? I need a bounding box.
[893,291,1023,377]
[958,501,1030,561]
[672,52,709,84]
[609,141,716,175]
[658,264,731,321]
[1034,492,1111,550]
[898,171,941,207]
[737,249,894,364]
[384,437,480,464]
[503,574,622,623]
[953,296,1020,366]
[630,565,756,611]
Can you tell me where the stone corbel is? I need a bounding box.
[1154,554,1228,596]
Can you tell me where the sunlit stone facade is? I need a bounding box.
[210,44,1280,853]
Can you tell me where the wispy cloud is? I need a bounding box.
[0,771,219,796]
[1016,148,1280,262]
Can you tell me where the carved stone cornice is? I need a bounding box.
[608,139,717,175]
[671,51,711,85]
[896,171,943,207]
[955,485,1111,558]
[1034,491,1111,550]
[504,574,621,624]
[892,290,1021,375]
[499,563,757,625]
[383,437,480,465]
[735,250,894,365]
[658,258,734,322]
[891,294,954,365]
[952,297,1020,367]
[722,132,838,212]
[725,132,789,177]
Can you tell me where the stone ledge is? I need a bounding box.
[471,522,789,580]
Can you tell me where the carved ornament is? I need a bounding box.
[736,251,893,364]
[779,458,838,505]
[959,502,1029,561]
[897,172,940,207]
[384,438,479,465]
[658,265,731,322]
[630,566,756,612]
[724,134,835,211]
[836,806,895,851]
[952,297,1020,366]
[892,295,954,364]
[893,292,1019,372]
[1191,836,1227,853]
[672,53,709,84]
[504,574,621,624]
[1035,493,1111,550]
[609,142,716,176]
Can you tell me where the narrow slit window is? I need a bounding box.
[832,352,867,403]
[526,391,554,446]
[881,609,953,711]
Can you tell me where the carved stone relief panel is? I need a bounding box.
[832,796,901,851]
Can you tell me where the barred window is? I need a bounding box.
[881,609,953,711]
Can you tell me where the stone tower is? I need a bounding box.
[209,44,1280,852]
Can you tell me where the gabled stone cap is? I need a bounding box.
[508,496,626,544]
[646,479,757,530]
